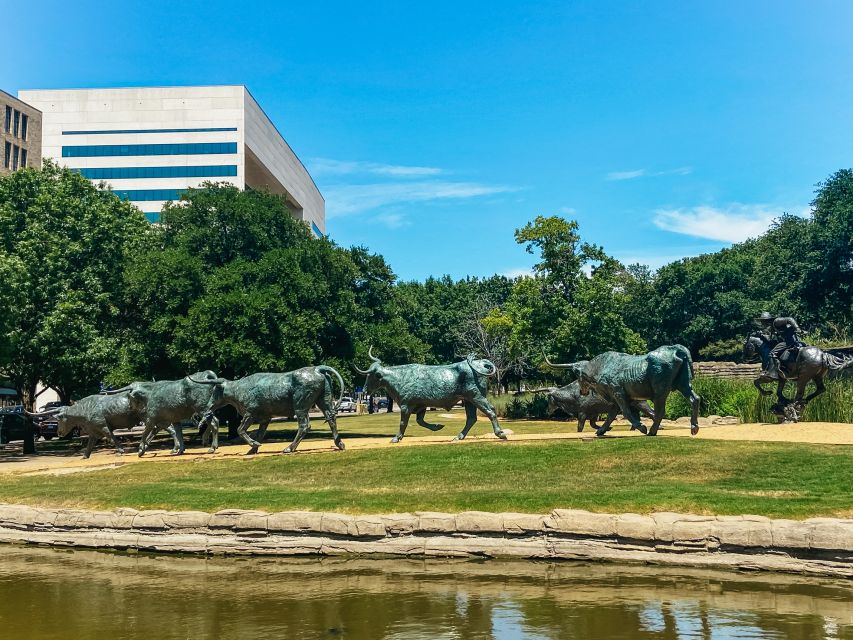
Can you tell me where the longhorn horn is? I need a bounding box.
[353,363,371,375]
[543,351,576,369]
[24,407,61,417]
[188,376,226,385]
[101,384,133,395]
[523,387,558,395]
[368,345,380,363]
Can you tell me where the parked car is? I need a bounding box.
[377,397,389,409]
[36,401,66,440]
[338,397,356,413]
[0,406,32,445]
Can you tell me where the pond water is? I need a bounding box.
[0,546,850,639]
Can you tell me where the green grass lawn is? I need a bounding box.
[1,430,850,519]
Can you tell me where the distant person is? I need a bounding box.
[367,395,375,414]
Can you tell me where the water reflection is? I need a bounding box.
[0,546,849,639]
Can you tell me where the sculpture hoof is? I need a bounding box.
[335,440,345,451]
[282,447,294,454]
[207,447,216,454]
[635,425,648,435]
[137,451,145,458]
[495,430,507,440]
[595,429,607,438]
[246,446,259,455]
[577,425,584,433]
[390,436,401,444]
[453,433,466,441]
[690,425,699,436]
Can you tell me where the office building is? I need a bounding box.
[1,90,41,175]
[18,86,324,233]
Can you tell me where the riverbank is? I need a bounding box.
[0,503,850,579]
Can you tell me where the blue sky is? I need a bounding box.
[6,1,853,280]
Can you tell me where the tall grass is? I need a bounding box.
[493,377,853,423]
[667,376,853,423]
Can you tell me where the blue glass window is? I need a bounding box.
[143,212,161,223]
[113,189,185,202]
[311,222,324,238]
[78,165,238,180]
[62,127,238,135]
[62,142,238,157]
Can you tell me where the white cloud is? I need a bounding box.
[607,169,647,181]
[373,213,408,229]
[309,158,442,177]
[557,206,577,216]
[652,204,805,243]
[606,167,692,181]
[325,181,519,217]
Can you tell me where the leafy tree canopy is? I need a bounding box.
[0,161,149,405]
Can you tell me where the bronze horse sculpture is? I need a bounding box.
[743,334,853,422]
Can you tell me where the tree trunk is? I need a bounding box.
[18,382,38,412]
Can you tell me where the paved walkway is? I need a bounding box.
[0,419,850,477]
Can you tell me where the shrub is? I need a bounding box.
[491,392,553,419]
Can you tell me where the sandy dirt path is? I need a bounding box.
[0,419,850,477]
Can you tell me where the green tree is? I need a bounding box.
[510,215,645,365]
[804,169,853,328]
[397,275,514,365]
[0,162,149,406]
[122,183,421,389]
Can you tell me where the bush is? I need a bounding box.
[491,393,553,419]
[698,339,745,361]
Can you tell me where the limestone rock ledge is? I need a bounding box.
[0,504,849,579]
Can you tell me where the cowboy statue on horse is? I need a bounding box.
[752,312,806,381]
[744,312,853,422]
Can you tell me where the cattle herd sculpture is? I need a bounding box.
[22,312,851,458]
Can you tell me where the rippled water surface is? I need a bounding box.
[0,546,850,639]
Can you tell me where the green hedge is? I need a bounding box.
[493,377,853,423]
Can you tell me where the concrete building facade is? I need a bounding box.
[1,90,41,175]
[18,86,324,233]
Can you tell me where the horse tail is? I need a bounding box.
[824,352,853,371]
[316,365,345,410]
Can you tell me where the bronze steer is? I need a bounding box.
[125,371,223,456]
[548,345,700,437]
[546,381,654,432]
[29,392,149,459]
[355,348,506,443]
[191,366,345,455]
